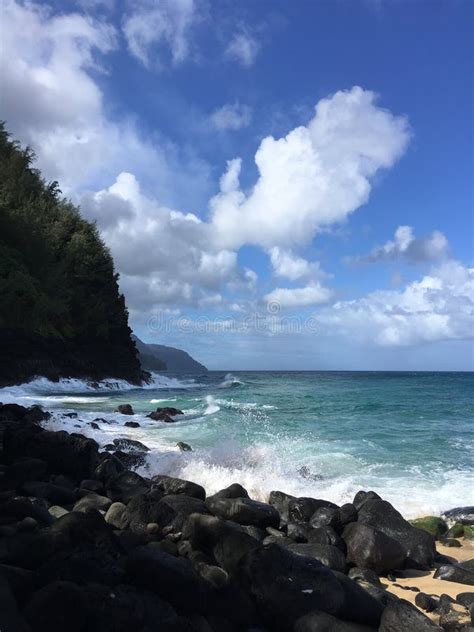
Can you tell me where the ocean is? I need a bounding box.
[1,371,472,518]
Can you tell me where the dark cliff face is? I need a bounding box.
[132,335,207,374]
[0,124,144,386]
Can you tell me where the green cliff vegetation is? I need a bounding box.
[0,123,143,384]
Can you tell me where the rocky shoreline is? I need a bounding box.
[1,403,473,632]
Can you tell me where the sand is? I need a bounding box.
[383,539,473,615]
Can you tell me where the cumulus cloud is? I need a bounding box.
[210,102,252,131]
[268,247,327,281]
[265,283,333,308]
[122,0,205,68]
[0,0,212,204]
[225,31,260,66]
[318,261,474,346]
[349,225,450,264]
[210,87,410,250]
[81,172,246,310]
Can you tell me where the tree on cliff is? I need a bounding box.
[0,123,144,384]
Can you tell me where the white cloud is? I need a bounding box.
[318,261,474,346]
[210,87,410,250]
[0,0,212,204]
[349,225,450,264]
[265,282,333,308]
[268,247,326,281]
[210,102,252,131]
[225,31,260,66]
[122,0,205,68]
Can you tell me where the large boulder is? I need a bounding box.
[333,571,384,627]
[288,497,338,523]
[155,494,210,531]
[106,470,151,503]
[343,523,407,574]
[126,545,205,612]
[352,491,381,511]
[434,563,474,586]
[310,506,342,532]
[5,458,48,486]
[73,493,112,513]
[4,426,98,481]
[237,543,346,629]
[379,598,443,631]
[206,496,280,529]
[288,543,347,573]
[112,438,150,452]
[207,483,249,501]
[21,481,77,506]
[357,499,435,569]
[0,574,29,632]
[23,580,87,632]
[152,474,205,500]
[124,490,164,534]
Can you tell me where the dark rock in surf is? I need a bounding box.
[88,422,100,430]
[177,441,192,451]
[443,507,474,525]
[208,483,249,500]
[288,497,338,523]
[339,503,358,526]
[310,506,342,531]
[353,490,381,511]
[357,499,435,569]
[343,522,407,574]
[207,496,280,529]
[106,470,151,503]
[93,455,125,483]
[124,421,140,428]
[147,407,183,422]
[152,474,205,500]
[112,437,150,452]
[114,404,134,415]
[268,490,295,522]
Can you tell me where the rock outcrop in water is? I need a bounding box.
[0,125,144,387]
[1,403,473,632]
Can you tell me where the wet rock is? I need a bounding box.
[93,455,125,483]
[177,441,192,451]
[154,494,210,532]
[379,598,443,631]
[112,437,150,452]
[287,521,314,542]
[288,542,347,572]
[443,507,474,526]
[106,470,151,504]
[21,481,77,505]
[334,571,385,627]
[310,506,342,531]
[113,449,147,470]
[88,422,100,430]
[352,490,382,511]
[73,493,112,513]
[439,537,462,548]
[434,564,474,586]
[207,496,280,529]
[23,580,87,632]
[268,490,296,523]
[125,491,164,534]
[339,503,358,526]
[357,499,435,569]
[3,497,53,526]
[114,404,134,415]
[288,497,338,523]
[124,421,140,428]
[147,407,184,422]
[152,474,205,500]
[307,526,347,552]
[343,522,407,574]
[0,563,35,605]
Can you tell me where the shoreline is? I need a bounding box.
[1,402,473,631]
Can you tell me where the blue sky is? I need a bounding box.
[1,0,473,369]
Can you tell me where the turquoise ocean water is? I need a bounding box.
[1,371,472,518]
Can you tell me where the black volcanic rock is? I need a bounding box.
[133,335,208,373]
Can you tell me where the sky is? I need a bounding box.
[1,0,473,370]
